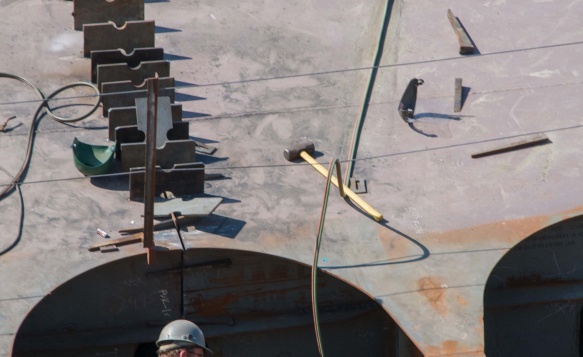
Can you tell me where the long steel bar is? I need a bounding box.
[143,74,159,260]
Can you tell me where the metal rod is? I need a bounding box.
[143,74,159,256]
[471,134,550,158]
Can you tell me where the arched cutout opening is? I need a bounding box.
[484,215,583,356]
[12,249,397,356]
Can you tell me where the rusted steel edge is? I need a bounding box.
[471,134,550,158]
[87,233,144,252]
[454,78,463,112]
[144,74,159,263]
[447,9,474,55]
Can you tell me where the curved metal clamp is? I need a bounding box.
[398,78,424,122]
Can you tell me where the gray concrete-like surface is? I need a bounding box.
[2,0,583,356]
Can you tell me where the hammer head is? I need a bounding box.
[284,141,315,161]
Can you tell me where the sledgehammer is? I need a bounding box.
[284,142,383,222]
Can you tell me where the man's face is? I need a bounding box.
[181,347,205,357]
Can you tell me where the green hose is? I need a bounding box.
[344,0,394,186]
[312,158,346,356]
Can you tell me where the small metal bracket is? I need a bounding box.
[349,178,367,194]
[398,78,424,122]
[194,141,217,155]
[447,9,475,55]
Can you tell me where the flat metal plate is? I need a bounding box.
[115,122,190,158]
[135,96,174,149]
[129,162,206,201]
[108,103,182,141]
[120,139,196,172]
[153,196,223,218]
[101,77,175,116]
[97,60,170,90]
[83,20,155,57]
[73,0,144,31]
[91,48,165,83]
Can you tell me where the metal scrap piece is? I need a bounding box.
[471,134,550,158]
[91,48,165,83]
[447,9,475,55]
[73,0,144,31]
[83,20,155,57]
[454,78,463,112]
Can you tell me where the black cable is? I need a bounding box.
[0,166,24,257]
[0,73,100,200]
[0,39,582,109]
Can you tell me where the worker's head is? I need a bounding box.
[156,320,213,357]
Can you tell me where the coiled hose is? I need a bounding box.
[0,73,100,256]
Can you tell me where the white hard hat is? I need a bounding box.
[156,320,213,355]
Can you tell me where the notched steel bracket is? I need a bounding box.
[349,178,367,194]
[91,48,165,83]
[97,60,171,90]
[101,77,175,116]
[108,103,182,141]
[83,20,155,57]
[73,0,144,31]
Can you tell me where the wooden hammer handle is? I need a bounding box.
[300,151,383,222]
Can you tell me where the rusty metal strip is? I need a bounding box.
[87,233,143,252]
[471,134,550,158]
[447,9,474,55]
[83,20,155,57]
[91,48,165,83]
[454,78,463,112]
[73,0,144,31]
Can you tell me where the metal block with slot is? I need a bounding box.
[97,60,170,91]
[101,77,175,116]
[91,48,165,83]
[109,103,182,141]
[73,0,144,31]
[83,20,155,57]
[114,122,190,158]
[129,163,206,201]
[121,140,197,172]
